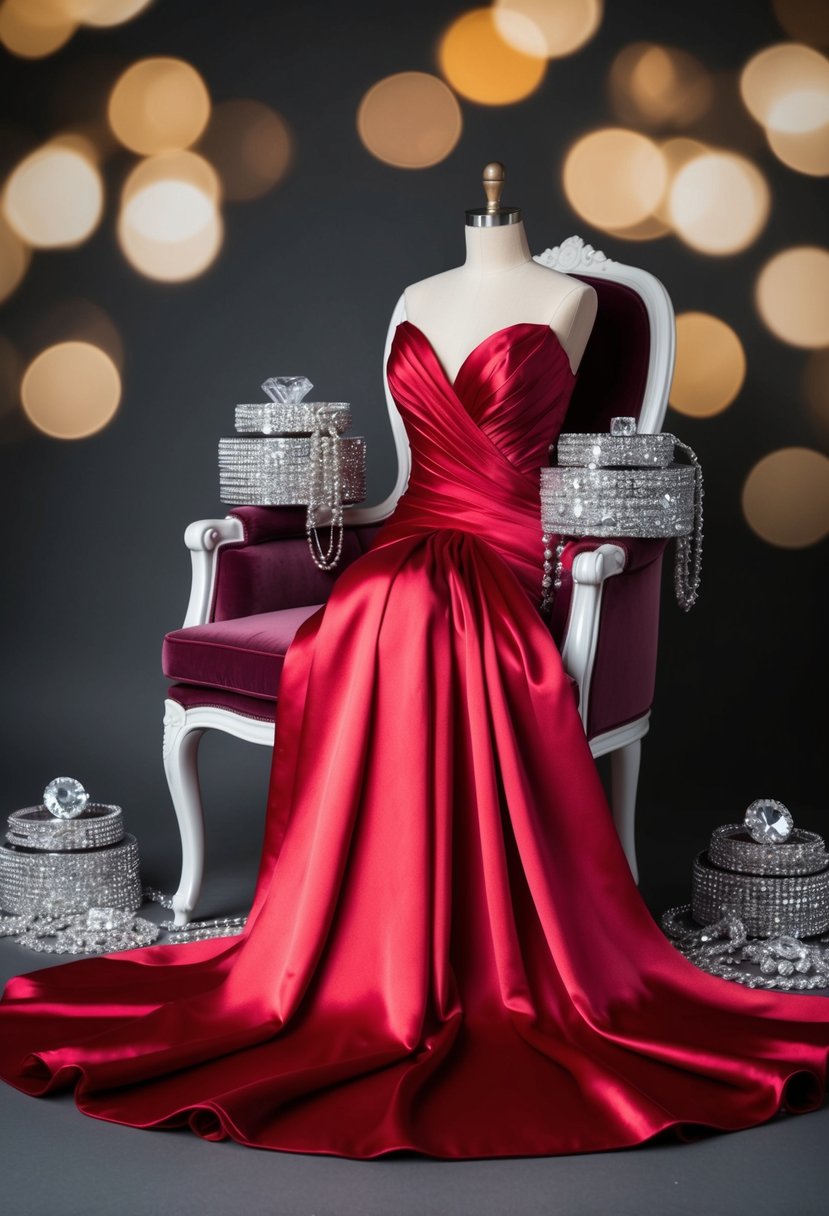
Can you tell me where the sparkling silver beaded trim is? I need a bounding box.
[708,825,829,877]
[0,834,143,917]
[556,431,676,469]
[691,850,829,939]
[218,436,366,506]
[234,402,352,435]
[662,904,829,991]
[540,466,696,537]
[6,803,124,851]
[0,907,161,955]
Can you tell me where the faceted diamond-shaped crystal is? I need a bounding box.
[611,416,636,436]
[744,798,793,844]
[43,776,89,820]
[261,376,313,403]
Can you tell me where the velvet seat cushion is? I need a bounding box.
[162,604,323,702]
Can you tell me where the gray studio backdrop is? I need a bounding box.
[1,0,826,918]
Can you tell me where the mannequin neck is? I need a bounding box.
[463,220,532,276]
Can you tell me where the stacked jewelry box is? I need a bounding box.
[691,799,829,937]
[0,778,142,917]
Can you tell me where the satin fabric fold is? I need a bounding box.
[1,318,827,1159]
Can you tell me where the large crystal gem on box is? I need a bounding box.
[42,777,89,820]
[744,798,794,844]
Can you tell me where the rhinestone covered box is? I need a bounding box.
[218,378,366,508]
[0,798,143,917]
[692,824,829,938]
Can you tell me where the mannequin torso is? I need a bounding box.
[403,220,597,381]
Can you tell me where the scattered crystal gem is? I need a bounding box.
[42,777,89,820]
[744,798,794,844]
[261,376,313,403]
[611,416,637,436]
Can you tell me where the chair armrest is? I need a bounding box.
[555,536,669,733]
[182,517,245,628]
[179,507,387,629]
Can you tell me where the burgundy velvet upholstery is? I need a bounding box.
[212,512,380,621]
[562,276,651,435]
[163,604,322,700]
[167,682,277,723]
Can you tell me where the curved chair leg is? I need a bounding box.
[162,699,206,926]
[610,739,641,885]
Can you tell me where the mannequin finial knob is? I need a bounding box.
[482,162,505,213]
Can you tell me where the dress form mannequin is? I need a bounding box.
[403,162,597,380]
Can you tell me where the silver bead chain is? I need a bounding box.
[539,533,567,617]
[673,439,704,611]
[0,889,248,954]
[661,904,829,991]
[306,406,345,572]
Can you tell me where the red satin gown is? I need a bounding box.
[1,320,828,1159]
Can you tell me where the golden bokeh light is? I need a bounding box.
[562,128,667,229]
[118,151,222,280]
[0,0,76,59]
[121,151,221,208]
[198,100,292,200]
[742,447,829,548]
[60,0,153,25]
[493,0,602,58]
[0,212,30,304]
[609,42,713,128]
[668,152,769,254]
[108,58,211,155]
[2,143,104,248]
[756,246,829,348]
[357,73,462,169]
[21,341,121,439]
[766,120,829,175]
[772,0,829,46]
[118,188,222,283]
[741,42,829,131]
[438,8,547,105]
[670,312,746,418]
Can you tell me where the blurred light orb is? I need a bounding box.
[756,246,829,348]
[563,128,667,229]
[670,312,746,417]
[609,41,713,128]
[122,150,221,207]
[742,447,829,548]
[125,180,214,242]
[21,341,121,439]
[0,0,76,59]
[766,114,829,175]
[438,8,547,105]
[668,152,769,254]
[198,100,292,200]
[493,0,602,58]
[0,213,30,304]
[740,42,829,131]
[61,0,154,26]
[2,143,104,247]
[108,58,211,155]
[772,0,829,46]
[357,73,462,168]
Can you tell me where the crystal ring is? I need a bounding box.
[744,798,794,845]
[42,776,89,820]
